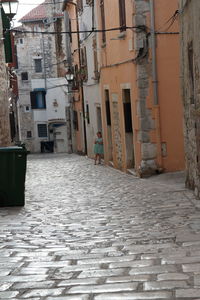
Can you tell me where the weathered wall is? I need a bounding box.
[180,0,200,198]
[0,14,10,146]
[16,1,69,153]
[134,0,185,176]
[79,0,101,158]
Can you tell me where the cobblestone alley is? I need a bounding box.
[1,154,200,300]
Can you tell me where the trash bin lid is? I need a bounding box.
[0,146,26,152]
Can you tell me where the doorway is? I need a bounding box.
[123,89,134,169]
[105,90,113,161]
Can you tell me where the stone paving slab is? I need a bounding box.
[0,154,200,299]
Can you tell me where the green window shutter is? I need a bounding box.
[1,8,12,63]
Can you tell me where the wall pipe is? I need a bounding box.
[150,0,158,106]
[149,0,163,168]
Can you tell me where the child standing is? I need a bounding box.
[94,132,104,165]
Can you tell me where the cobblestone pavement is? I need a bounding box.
[0,153,200,300]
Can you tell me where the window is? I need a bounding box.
[69,18,72,43]
[119,0,126,31]
[105,90,111,126]
[24,106,30,112]
[21,72,28,81]
[19,38,23,44]
[86,104,90,124]
[30,90,46,109]
[37,124,48,138]
[34,59,42,73]
[123,89,132,133]
[77,0,83,12]
[100,0,106,43]
[80,47,88,82]
[86,0,93,5]
[73,110,79,131]
[27,131,32,138]
[188,41,195,105]
[93,37,99,80]
[72,64,79,90]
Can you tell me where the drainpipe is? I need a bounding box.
[150,0,158,106]
[75,5,88,155]
[149,0,162,168]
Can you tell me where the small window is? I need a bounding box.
[21,72,28,81]
[37,124,48,138]
[77,0,83,12]
[86,104,90,124]
[24,106,30,112]
[27,131,32,138]
[30,91,46,109]
[105,90,111,126]
[119,0,126,31]
[34,59,42,73]
[100,0,106,43]
[73,110,79,131]
[20,38,23,44]
[123,89,133,133]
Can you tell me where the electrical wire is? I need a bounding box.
[156,10,179,32]
[10,25,146,35]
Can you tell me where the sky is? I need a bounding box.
[14,0,44,25]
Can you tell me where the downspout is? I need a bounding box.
[63,6,73,153]
[149,0,163,168]
[75,4,88,155]
[150,0,158,106]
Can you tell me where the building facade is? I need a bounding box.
[78,0,101,158]
[179,0,200,198]
[0,8,11,147]
[62,0,87,155]
[15,0,70,153]
[97,0,185,176]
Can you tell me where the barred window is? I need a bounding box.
[37,124,48,138]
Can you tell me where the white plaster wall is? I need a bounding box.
[31,78,69,122]
[79,0,101,158]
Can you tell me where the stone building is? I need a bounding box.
[179,0,200,198]
[96,0,185,176]
[15,0,70,153]
[0,8,11,147]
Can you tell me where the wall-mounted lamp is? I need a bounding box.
[1,0,19,20]
[65,68,74,83]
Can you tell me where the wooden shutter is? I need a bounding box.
[30,92,37,109]
[119,0,126,31]
[100,0,106,43]
[93,37,99,80]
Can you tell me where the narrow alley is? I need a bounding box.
[0,154,200,299]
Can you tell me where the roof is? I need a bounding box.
[19,0,63,23]
[20,1,47,22]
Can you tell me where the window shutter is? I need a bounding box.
[119,0,126,31]
[124,102,133,133]
[42,91,46,109]
[100,0,106,43]
[30,92,37,109]
[83,47,88,81]
[1,8,12,63]
[93,37,99,80]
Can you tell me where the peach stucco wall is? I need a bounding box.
[98,0,185,173]
[153,0,185,171]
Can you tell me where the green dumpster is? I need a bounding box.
[0,147,28,207]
